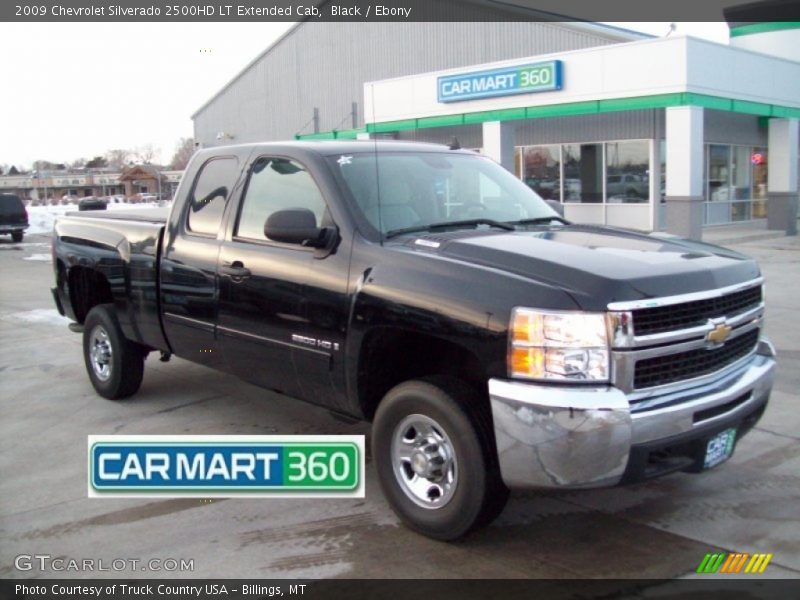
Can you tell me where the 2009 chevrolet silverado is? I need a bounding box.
[51,141,775,540]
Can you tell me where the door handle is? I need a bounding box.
[220,261,251,279]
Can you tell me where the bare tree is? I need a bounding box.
[169,137,195,170]
[70,157,87,169]
[106,148,132,170]
[135,144,158,165]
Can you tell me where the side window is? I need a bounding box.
[187,157,239,236]
[236,157,326,242]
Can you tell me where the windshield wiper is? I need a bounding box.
[386,218,515,239]
[508,216,570,226]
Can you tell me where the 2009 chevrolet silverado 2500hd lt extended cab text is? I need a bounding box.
[51,141,775,540]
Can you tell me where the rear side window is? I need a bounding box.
[235,157,326,242]
[0,194,24,217]
[187,157,239,236]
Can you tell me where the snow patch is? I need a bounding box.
[0,308,70,326]
[23,253,51,262]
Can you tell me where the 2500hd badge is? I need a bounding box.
[51,140,775,540]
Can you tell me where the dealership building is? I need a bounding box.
[192,4,799,239]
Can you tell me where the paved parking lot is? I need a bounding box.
[1,231,799,580]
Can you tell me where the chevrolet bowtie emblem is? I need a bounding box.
[706,321,732,345]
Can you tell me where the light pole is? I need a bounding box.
[34,170,49,204]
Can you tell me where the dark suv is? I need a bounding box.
[0,194,28,242]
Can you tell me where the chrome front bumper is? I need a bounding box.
[488,339,776,489]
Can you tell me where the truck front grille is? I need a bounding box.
[633,329,759,389]
[632,285,762,336]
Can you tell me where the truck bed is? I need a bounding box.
[53,210,170,353]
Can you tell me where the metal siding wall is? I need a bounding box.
[397,125,484,149]
[513,110,662,145]
[704,110,768,146]
[193,19,630,147]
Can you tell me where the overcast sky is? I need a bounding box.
[0,21,728,170]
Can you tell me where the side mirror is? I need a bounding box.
[264,208,329,247]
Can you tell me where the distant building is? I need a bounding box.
[192,1,799,239]
[0,167,183,202]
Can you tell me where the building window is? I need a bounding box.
[515,139,653,212]
[752,148,768,218]
[731,146,752,221]
[563,143,603,203]
[521,145,561,201]
[605,141,649,203]
[703,144,767,225]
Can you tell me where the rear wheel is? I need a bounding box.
[11,231,23,242]
[372,378,508,540]
[83,304,145,399]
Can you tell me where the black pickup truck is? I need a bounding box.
[51,141,775,540]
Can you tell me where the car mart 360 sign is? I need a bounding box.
[88,435,364,498]
[438,60,563,103]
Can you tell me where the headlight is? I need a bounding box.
[509,308,610,382]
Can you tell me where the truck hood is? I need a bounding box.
[402,226,760,310]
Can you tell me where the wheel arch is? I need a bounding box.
[68,266,114,324]
[356,327,489,421]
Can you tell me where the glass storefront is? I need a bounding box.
[752,148,768,219]
[514,139,769,229]
[563,143,603,203]
[520,145,560,200]
[517,140,651,204]
[704,144,768,225]
[605,140,649,204]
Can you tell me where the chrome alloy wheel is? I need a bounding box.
[89,325,113,382]
[391,414,458,509]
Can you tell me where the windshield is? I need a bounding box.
[327,151,558,236]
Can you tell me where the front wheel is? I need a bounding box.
[11,231,23,242]
[83,304,145,399]
[372,378,508,540]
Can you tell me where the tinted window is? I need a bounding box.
[236,157,326,242]
[0,194,25,217]
[187,157,239,236]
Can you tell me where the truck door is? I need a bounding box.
[160,155,242,369]
[216,155,334,399]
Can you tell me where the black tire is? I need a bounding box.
[11,231,23,243]
[372,377,509,540]
[83,304,145,399]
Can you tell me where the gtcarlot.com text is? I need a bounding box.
[14,553,194,572]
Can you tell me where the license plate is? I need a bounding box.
[704,428,737,469]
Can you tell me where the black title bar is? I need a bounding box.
[3,0,800,23]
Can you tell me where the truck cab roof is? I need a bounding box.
[197,140,470,159]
